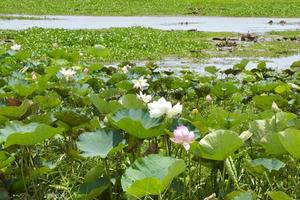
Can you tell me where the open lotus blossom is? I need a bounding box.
[11,44,22,51]
[122,64,132,73]
[166,103,183,118]
[137,91,152,103]
[59,68,76,81]
[132,76,149,91]
[148,97,182,118]
[170,125,195,151]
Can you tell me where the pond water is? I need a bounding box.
[0,14,300,33]
[132,54,300,73]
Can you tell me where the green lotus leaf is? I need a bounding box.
[279,128,300,158]
[55,110,91,127]
[253,95,287,110]
[121,154,185,198]
[110,108,165,138]
[247,158,285,173]
[0,100,31,120]
[77,177,110,200]
[249,112,297,155]
[198,130,243,160]
[76,128,124,158]
[119,94,145,109]
[0,151,15,170]
[268,191,292,200]
[0,122,63,148]
[211,81,238,99]
[89,94,123,115]
[225,190,256,200]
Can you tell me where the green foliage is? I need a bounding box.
[0,42,299,200]
[121,154,185,198]
[0,122,63,147]
[196,130,243,160]
[76,128,124,158]
[1,0,300,17]
[110,109,165,138]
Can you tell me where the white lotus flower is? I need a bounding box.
[148,97,182,118]
[59,68,76,81]
[137,91,152,104]
[148,97,172,118]
[11,44,21,51]
[122,65,131,73]
[166,103,183,118]
[132,76,149,91]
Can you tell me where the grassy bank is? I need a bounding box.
[1,0,300,17]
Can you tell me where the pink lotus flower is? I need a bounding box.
[170,125,195,151]
[205,94,213,102]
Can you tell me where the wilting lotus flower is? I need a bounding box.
[148,97,182,118]
[170,125,195,151]
[137,91,152,103]
[11,44,21,51]
[59,68,76,81]
[132,76,149,91]
[205,94,213,102]
[272,101,280,112]
[122,64,131,73]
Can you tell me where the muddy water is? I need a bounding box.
[132,54,300,73]
[0,14,300,33]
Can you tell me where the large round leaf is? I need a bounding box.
[55,110,91,127]
[77,177,110,200]
[0,122,63,148]
[279,128,300,158]
[110,109,165,138]
[211,82,238,99]
[76,128,124,158]
[0,100,31,120]
[253,95,287,110]
[121,154,185,198]
[89,94,123,115]
[249,120,286,155]
[247,158,285,174]
[198,130,243,160]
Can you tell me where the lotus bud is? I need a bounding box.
[103,116,109,123]
[205,94,213,102]
[272,101,280,112]
[31,71,37,81]
[83,68,89,74]
[191,108,199,115]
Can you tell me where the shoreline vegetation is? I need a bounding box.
[0,0,300,17]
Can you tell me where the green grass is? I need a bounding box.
[0,28,299,62]
[0,15,46,20]
[1,0,300,17]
